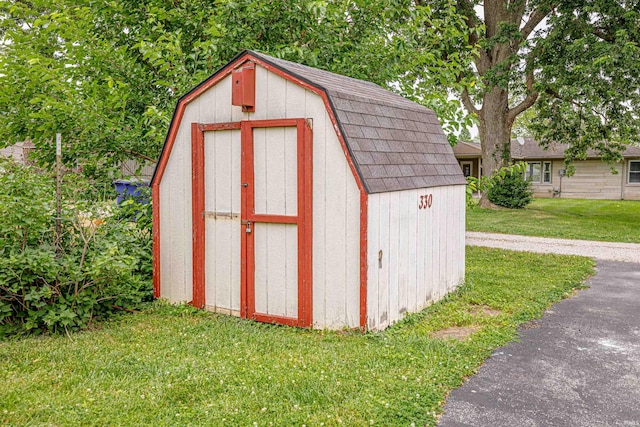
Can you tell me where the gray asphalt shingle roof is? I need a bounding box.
[250,51,466,193]
[453,138,640,160]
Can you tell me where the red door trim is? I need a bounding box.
[241,121,255,318]
[152,183,161,298]
[359,190,368,330]
[300,121,313,327]
[250,214,297,224]
[252,313,299,328]
[241,118,313,327]
[199,122,241,132]
[191,123,206,308]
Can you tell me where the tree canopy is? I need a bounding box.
[1,0,638,182]
[0,0,471,179]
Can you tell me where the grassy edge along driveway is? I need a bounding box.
[467,198,640,243]
[0,247,593,427]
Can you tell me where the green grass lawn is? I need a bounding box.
[467,198,640,243]
[0,247,593,427]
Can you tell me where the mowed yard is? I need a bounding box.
[467,198,640,243]
[0,247,593,427]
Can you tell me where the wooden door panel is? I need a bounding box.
[253,127,298,216]
[204,129,241,312]
[253,223,298,318]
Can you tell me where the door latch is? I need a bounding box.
[242,220,252,233]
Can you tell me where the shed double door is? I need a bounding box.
[195,119,312,327]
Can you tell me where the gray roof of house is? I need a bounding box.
[452,138,640,160]
[249,51,466,193]
[452,140,482,157]
[511,138,640,160]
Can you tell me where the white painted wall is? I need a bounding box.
[366,185,466,331]
[159,65,361,329]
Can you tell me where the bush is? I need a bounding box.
[0,160,152,336]
[487,170,533,209]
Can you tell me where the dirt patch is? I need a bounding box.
[468,305,502,317]
[432,325,482,341]
[521,320,541,329]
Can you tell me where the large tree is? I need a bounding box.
[421,0,640,184]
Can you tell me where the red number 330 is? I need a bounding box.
[418,194,433,209]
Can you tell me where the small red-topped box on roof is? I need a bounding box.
[231,62,255,112]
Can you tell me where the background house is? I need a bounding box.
[1,141,155,180]
[0,140,35,165]
[453,138,640,200]
[452,140,482,179]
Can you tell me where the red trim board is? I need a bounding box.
[191,123,205,308]
[152,183,160,298]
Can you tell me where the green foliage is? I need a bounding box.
[465,162,527,208]
[431,0,640,177]
[467,198,640,243]
[0,0,475,175]
[487,170,533,209]
[532,1,640,166]
[0,247,593,426]
[0,160,152,336]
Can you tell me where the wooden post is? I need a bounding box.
[55,133,62,257]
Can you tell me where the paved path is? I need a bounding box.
[467,232,640,263]
[439,255,640,425]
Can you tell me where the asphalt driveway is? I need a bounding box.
[438,259,640,426]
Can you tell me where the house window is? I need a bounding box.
[543,162,552,183]
[460,161,473,178]
[525,161,552,183]
[525,162,541,183]
[629,161,640,183]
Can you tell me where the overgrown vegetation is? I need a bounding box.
[0,160,152,336]
[0,247,593,426]
[0,0,473,173]
[465,162,528,208]
[487,171,533,209]
[467,198,640,243]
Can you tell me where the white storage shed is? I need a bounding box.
[151,50,466,331]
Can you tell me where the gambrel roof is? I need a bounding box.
[250,51,466,192]
[153,50,466,192]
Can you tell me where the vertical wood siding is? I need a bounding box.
[366,185,466,331]
[253,127,298,216]
[204,129,241,313]
[159,66,361,329]
[254,223,299,318]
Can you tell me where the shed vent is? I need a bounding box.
[232,62,255,112]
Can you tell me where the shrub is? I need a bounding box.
[487,170,533,209]
[465,162,529,209]
[0,159,152,336]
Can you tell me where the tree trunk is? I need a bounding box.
[477,86,514,208]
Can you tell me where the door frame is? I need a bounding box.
[191,119,313,328]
